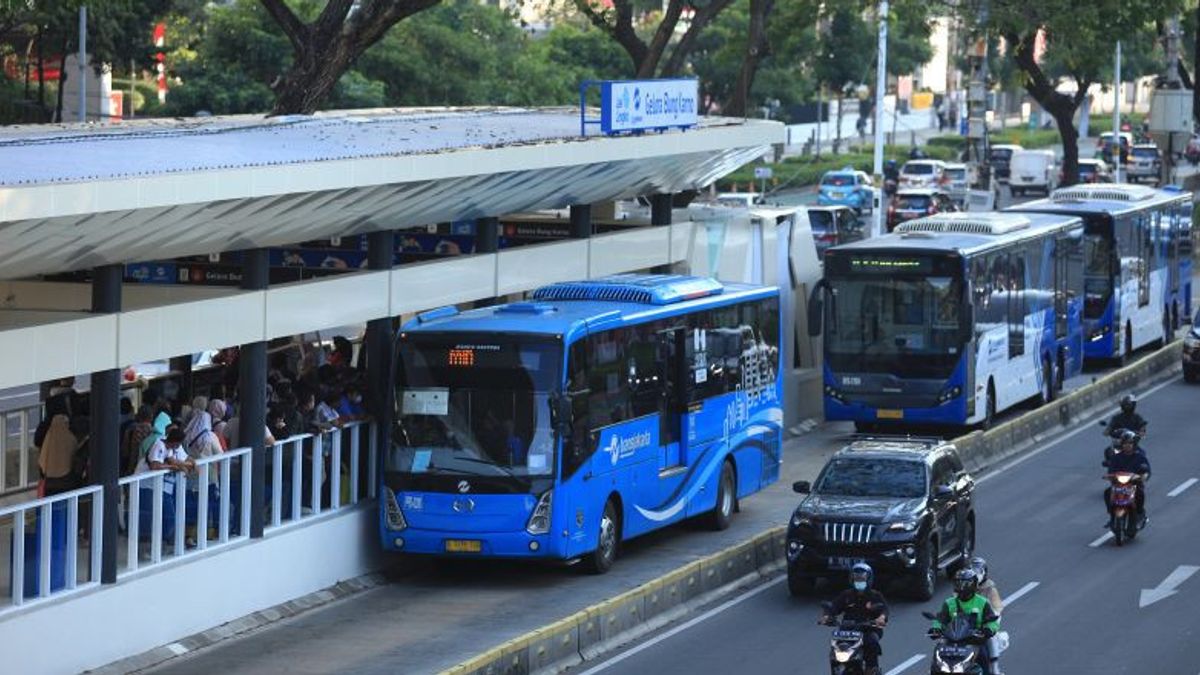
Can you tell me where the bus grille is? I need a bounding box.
[822,522,876,544]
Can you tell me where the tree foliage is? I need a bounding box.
[571,0,735,78]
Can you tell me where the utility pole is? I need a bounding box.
[77,5,86,123]
[1112,42,1122,183]
[871,0,889,238]
[964,1,993,209]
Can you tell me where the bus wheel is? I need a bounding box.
[582,500,620,575]
[1041,357,1054,405]
[706,461,736,531]
[982,382,996,430]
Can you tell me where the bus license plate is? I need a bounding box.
[877,409,904,420]
[445,539,482,553]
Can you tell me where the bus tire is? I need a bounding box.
[982,381,996,430]
[582,499,620,575]
[1040,356,1054,405]
[706,461,736,531]
[1126,322,1134,361]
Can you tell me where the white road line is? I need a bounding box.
[884,654,926,675]
[165,643,188,656]
[1168,478,1198,498]
[976,376,1179,486]
[1002,581,1039,606]
[574,576,784,675]
[1089,532,1114,548]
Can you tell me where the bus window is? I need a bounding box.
[562,341,593,479]
[1007,253,1026,358]
[585,329,630,429]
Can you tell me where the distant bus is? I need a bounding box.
[810,212,1085,428]
[382,275,782,572]
[1008,183,1193,361]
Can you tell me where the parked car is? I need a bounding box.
[817,168,876,214]
[988,144,1024,181]
[1096,131,1133,165]
[941,162,969,206]
[1126,144,1162,184]
[898,160,947,189]
[887,188,958,232]
[1008,149,1058,196]
[1184,309,1200,383]
[808,205,864,254]
[785,437,977,600]
[1067,158,1113,184]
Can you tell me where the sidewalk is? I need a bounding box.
[131,427,854,675]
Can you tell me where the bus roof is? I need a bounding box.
[1007,183,1192,218]
[827,212,1082,257]
[401,274,778,342]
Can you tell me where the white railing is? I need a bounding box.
[117,447,252,578]
[1,403,42,495]
[265,421,376,533]
[0,484,102,612]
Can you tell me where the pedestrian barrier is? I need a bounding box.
[264,421,376,533]
[0,484,102,611]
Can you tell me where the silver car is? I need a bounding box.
[1126,144,1161,184]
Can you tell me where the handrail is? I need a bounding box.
[0,483,101,519]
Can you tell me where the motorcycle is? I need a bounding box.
[819,601,878,675]
[922,611,991,675]
[883,177,898,197]
[1105,471,1145,546]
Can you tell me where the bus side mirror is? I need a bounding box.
[549,391,572,437]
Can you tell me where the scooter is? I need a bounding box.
[1105,471,1145,546]
[922,611,989,675]
[819,601,877,675]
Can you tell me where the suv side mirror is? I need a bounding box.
[793,480,811,494]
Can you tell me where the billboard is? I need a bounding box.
[599,79,699,135]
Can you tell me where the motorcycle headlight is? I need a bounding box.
[887,520,919,533]
[834,650,853,663]
[382,486,407,532]
[526,489,553,535]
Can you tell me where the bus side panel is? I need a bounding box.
[1064,296,1085,379]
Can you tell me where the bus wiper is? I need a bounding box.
[453,456,519,479]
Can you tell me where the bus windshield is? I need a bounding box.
[826,260,966,379]
[390,336,561,483]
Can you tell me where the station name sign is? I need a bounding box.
[597,79,699,135]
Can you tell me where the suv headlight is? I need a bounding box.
[1184,331,1200,350]
[382,486,407,531]
[526,490,553,535]
[887,520,919,533]
[791,512,812,528]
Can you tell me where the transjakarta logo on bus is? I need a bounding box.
[602,429,653,466]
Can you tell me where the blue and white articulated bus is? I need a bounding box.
[1008,183,1194,362]
[381,274,782,572]
[809,212,1086,429]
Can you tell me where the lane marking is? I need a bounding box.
[166,643,189,656]
[574,576,784,675]
[1089,532,1114,548]
[1168,478,1198,498]
[975,376,1179,486]
[884,654,925,675]
[1139,565,1200,608]
[1002,581,1039,606]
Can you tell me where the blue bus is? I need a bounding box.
[381,274,782,572]
[809,212,1085,428]
[1008,184,1194,361]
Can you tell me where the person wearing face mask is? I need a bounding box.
[819,563,889,675]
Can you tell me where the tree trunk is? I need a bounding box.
[725,0,774,118]
[834,93,844,154]
[54,51,67,123]
[1009,31,1086,185]
[270,52,352,115]
[1049,103,1080,186]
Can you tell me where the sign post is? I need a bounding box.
[754,166,774,196]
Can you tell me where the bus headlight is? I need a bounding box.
[937,387,961,403]
[526,490,553,535]
[824,385,846,403]
[382,486,407,532]
[1090,326,1111,341]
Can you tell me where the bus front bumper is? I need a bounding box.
[823,395,969,426]
[381,526,561,559]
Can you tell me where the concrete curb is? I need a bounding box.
[440,340,1184,675]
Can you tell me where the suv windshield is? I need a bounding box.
[815,457,927,498]
[390,336,561,482]
[903,164,934,175]
[1132,147,1158,158]
[945,168,966,180]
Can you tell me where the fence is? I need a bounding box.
[0,484,103,611]
[117,447,252,578]
[1,404,43,495]
[265,421,377,532]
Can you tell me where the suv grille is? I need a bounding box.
[822,522,877,544]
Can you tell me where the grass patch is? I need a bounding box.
[991,128,1062,149]
[1086,111,1145,137]
[717,144,955,191]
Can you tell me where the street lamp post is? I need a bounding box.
[1112,41,1122,183]
[871,0,889,238]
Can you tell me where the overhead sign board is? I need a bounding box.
[590,79,699,136]
[754,167,774,179]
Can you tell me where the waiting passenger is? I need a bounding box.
[38,414,80,496]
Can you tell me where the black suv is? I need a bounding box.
[785,438,976,600]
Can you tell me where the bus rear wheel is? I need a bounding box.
[705,461,736,531]
[1040,356,1055,405]
[581,500,620,575]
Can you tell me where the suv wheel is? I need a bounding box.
[910,541,938,601]
[948,519,975,580]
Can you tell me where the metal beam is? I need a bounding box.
[238,248,268,538]
[366,230,395,502]
[569,205,592,239]
[650,194,673,226]
[476,217,499,253]
[89,263,120,583]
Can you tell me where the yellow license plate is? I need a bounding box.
[876,409,904,420]
[444,539,482,553]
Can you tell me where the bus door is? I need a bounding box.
[656,327,686,472]
[1166,207,1181,302]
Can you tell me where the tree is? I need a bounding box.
[258,0,441,115]
[981,0,1184,185]
[814,1,873,150]
[572,0,736,78]
[723,0,774,117]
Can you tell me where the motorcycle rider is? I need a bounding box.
[1106,394,1148,438]
[883,160,899,196]
[929,568,1001,674]
[1103,429,1151,529]
[820,562,889,675]
[970,557,1004,674]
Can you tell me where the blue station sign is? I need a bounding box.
[581,78,699,136]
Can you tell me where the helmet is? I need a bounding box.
[969,556,988,584]
[954,567,978,601]
[1119,394,1136,414]
[850,562,874,592]
[886,159,897,169]
[1119,429,1139,452]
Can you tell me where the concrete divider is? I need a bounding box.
[440,341,1183,675]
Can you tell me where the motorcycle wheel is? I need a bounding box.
[1113,513,1127,546]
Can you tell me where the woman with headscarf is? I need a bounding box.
[37,414,79,496]
[134,411,172,474]
[208,399,229,450]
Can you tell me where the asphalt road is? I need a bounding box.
[567,375,1200,675]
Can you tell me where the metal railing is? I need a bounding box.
[265,421,377,533]
[117,447,252,578]
[0,484,103,611]
[1,404,42,495]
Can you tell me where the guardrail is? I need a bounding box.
[265,421,376,533]
[117,447,252,578]
[0,484,103,611]
[1,404,42,495]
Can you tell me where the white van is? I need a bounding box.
[1008,149,1057,196]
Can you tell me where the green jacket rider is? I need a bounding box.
[931,567,1000,636]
